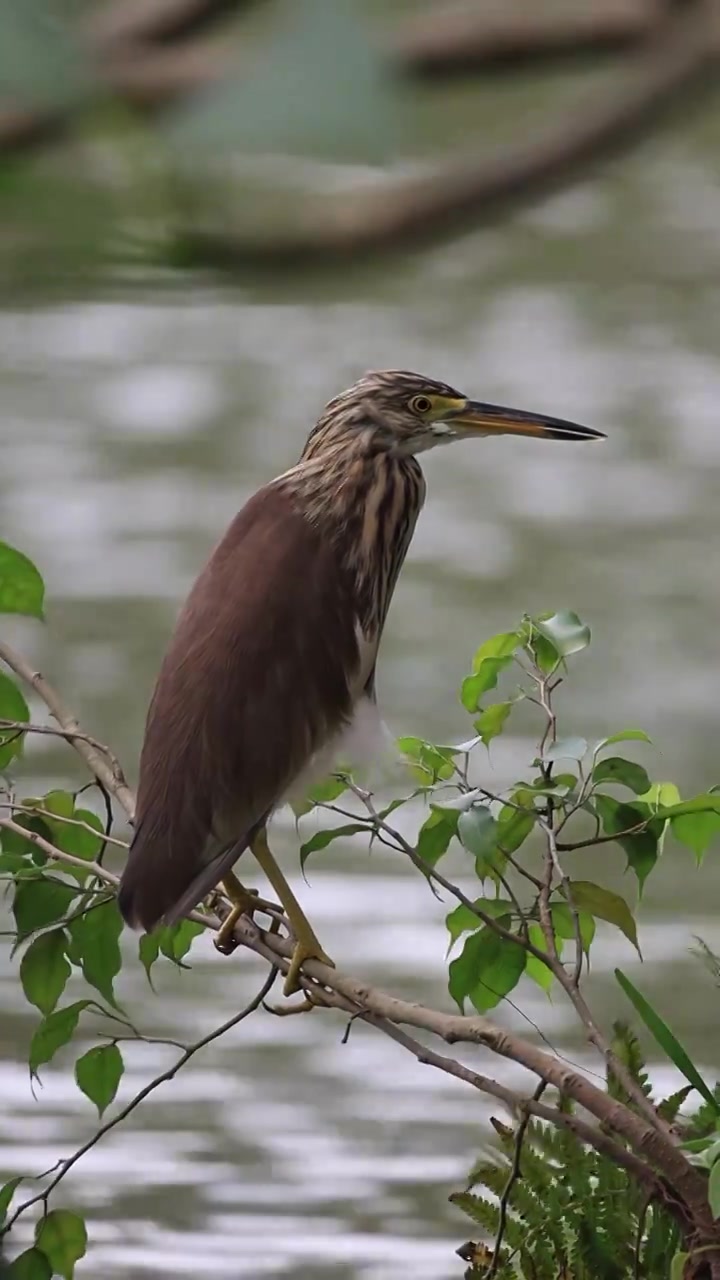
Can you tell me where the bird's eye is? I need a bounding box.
[410,395,432,414]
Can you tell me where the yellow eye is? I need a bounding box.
[410,395,432,414]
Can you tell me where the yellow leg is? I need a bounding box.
[214,870,272,954]
[250,828,334,997]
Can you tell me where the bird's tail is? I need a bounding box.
[118,827,248,933]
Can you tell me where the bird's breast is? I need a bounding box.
[283,693,396,806]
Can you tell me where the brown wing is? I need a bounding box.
[118,484,360,931]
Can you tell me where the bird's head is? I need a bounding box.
[303,369,604,459]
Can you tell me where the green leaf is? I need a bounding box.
[593,794,659,892]
[551,904,595,954]
[68,899,123,1006]
[657,795,720,819]
[707,1162,717,1218]
[35,1209,87,1280]
[544,737,587,763]
[449,927,525,1013]
[0,671,30,769]
[615,969,720,1114]
[457,805,498,860]
[1,813,53,860]
[497,803,535,855]
[42,791,74,819]
[525,922,558,992]
[159,918,205,964]
[672,811,720,863]
[7,1248,53,1279]
[0,850,31,874]
[52,808,104,874]
[0,540,44,619]
[527,773,577,798]
[592,756,652,795]
[0,1175,23,1225]
[642,780,681,809]
[568,881,640,955]
[20,928,70,1015]
[471,630,524,671]
[528,631,560,673]
[533,610,590,657]
[460,658,513,712]
[397,737,455,782]
[13,878,77,941]
[417,809,458,867]
[292,773,349,815]
[29,1000,91,1075]
[300,822,368,870]
[640,781,681,853]
[431,788,483,814]
[75,1043,123,1117]
[594,729,652,753]
[473,702,511,747]
[445,898,513,949]
[670,1254,689,1280]
[139,931,162,985]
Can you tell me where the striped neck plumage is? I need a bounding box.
[276,433,426,636]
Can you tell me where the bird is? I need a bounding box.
[117,369,604,1000]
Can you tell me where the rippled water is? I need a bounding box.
[3,104,720,1275]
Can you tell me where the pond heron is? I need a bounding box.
[118,370,603,998]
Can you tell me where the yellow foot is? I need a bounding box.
[214,886,267,955]
[266,941,335,1016]
[283,938,335,997]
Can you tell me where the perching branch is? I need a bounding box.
[218,911,710,1225]
[0,638,714,1252]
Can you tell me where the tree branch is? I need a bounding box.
[0,640,711,1242]
[0,642,135,820]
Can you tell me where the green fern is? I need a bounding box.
[452,1101,679,1277]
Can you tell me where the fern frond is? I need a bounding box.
[658,1084,693,1123]
[608,1021,653,1102]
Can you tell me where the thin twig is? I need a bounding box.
[0,801,129,850]
[2,965,277,1234]
[0,818,119,885]
[556,822,649,851]
[354,1017,663,1203]
[488,1081,548,1277]
[0,642,135,819]
[539,816,583,986]
[345,782,555,972]
[528,664,672,1142]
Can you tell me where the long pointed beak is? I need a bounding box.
[448,400,605,443]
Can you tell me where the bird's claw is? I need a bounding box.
[265,993,319,1017]
[214,887,267,955]
[283,938,335,997]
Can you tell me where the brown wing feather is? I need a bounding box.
[118,484,360,931]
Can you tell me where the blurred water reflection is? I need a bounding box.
[2,127,720,1277]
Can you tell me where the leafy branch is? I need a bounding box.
[2,540,720,1277]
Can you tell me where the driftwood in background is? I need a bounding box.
[0,0,718,264]
[392,0,666,75]
[178,0,720,264]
